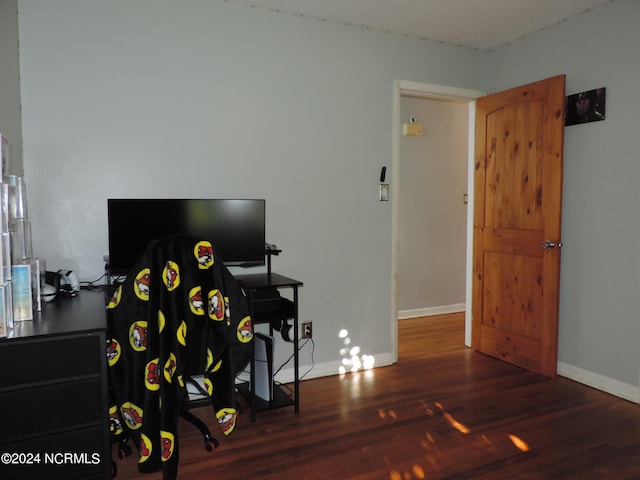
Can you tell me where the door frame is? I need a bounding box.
[391,80,485,363]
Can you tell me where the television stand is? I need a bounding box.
[234,272,303,421]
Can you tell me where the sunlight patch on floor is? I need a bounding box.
[378,400,532,479]
[337,328,375,374]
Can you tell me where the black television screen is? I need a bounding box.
[107,198,266,274]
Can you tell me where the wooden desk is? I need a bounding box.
[0,290,110,480]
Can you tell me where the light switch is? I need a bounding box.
[379,184,389,201]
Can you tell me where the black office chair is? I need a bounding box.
[106,235,253,480]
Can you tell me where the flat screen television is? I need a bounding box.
[107,198,266,274]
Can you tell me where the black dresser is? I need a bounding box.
[0,290,110,480]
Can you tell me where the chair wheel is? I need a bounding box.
[204,437,219,452]
[118,443,132,459]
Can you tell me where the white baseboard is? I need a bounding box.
[557,361,640,404]
[398,303,465,320]
[273,352,395,384]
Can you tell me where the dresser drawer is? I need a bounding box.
[0,425,108,480]
[0,377,104,443]
[0,334,102,388]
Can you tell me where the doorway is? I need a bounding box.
[391,81,485,363]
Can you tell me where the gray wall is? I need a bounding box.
[398,96,468,315]
[487,0,640,398]
[0,0,23,175]
[16,0,486,378]
[14,0,640,400]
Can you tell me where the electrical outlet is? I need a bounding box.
[301,321,312,339]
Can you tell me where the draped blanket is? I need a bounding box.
[106,235,253,478]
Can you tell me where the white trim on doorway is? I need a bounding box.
[391,80,485,364]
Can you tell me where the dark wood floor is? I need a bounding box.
[113,313,640,479]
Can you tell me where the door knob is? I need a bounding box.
[540,240,562,250]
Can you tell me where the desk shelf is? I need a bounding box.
[251,297,295,325]
[236,382,294,413]
[235,273,303,422]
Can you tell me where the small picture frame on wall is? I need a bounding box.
[565,87,606,126]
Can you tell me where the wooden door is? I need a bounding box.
[472,75,565,377]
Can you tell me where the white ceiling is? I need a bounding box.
[226,0,615,50]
